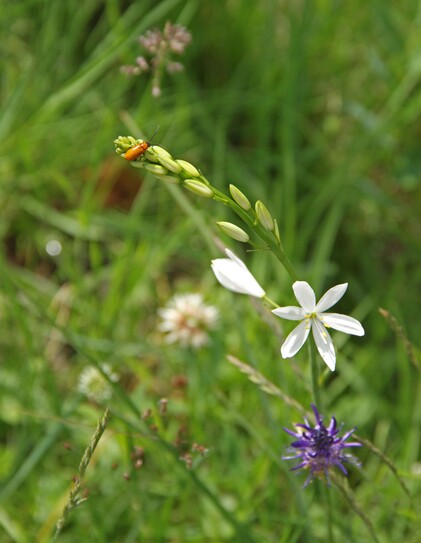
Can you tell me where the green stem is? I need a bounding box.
[309,339,322,410]
[322,484,334,543]
[263,295,279,309]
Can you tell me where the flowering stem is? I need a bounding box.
[113,138,299,281]
[262,295,279,309]
[309,339,322,411]
[322,484,334,543]
[53,408,110,541]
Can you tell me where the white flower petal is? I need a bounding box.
[322,313,365,336]
[224,248,248,270]
[272,306,306,320]
[312,318,336,371]
[211,253,265,297]
[292,281,316,312]
[281,320,311,358]
[157,321,176,332]
[315,283,348,313]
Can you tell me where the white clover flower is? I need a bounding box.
[157,293,218,348]
[272,281,364,371]
[78,364,119,403]
[211,249,265,298]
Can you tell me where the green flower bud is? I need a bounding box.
[156,155,182,174]
[184,179,213,198]
[159,175,180,184]
[130,161,145,169]
[144,164,168,176]
[255,200,274,231]
[216,221,250,242]
[229,184,251,211]
[145,145,172,163]
[176,159,201,178]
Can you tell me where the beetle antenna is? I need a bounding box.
[148,126,160,143]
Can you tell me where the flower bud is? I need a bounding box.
[156,155,182,174]
[229,184,251,211]
[149,145,172,159]
[176,159,200,178]
[216,221,249,243]
[159,175,180,184]
[255,200,274,231]
[144,164,168,176]
[145,145,172,163]
[130,161,146,169]
[184,179,213,198]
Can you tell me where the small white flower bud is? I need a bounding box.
[184,179,213,198]
[255,200,274,231]
[176,159,200,178]
[216,221,249,242]
[144,164,168,176]
[160,175,180,184]
[156,155,182,174]
[145,145,172,163]
[229,184,251,211]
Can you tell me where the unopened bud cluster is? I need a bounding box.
[114,136,141,155]
[114,137,214,198]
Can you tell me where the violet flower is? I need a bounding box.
[283,404,362,487]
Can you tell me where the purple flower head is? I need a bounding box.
[283,404,362,487]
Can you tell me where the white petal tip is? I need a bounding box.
[324,359,336,371]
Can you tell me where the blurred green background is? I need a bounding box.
[1,0,420,541]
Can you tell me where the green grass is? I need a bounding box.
[1,0,421,541]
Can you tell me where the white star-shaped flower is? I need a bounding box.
[211,249,265,298]
[272,281,364,371]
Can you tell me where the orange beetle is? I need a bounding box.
[124,140,150,161]
[123,127,159,161]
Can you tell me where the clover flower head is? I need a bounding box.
[78,364,119,403]
[157,293,218,348]
[122,22,191,97]
[272,281,364,371]
[211,248,265,298]
[283,404,362,487]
